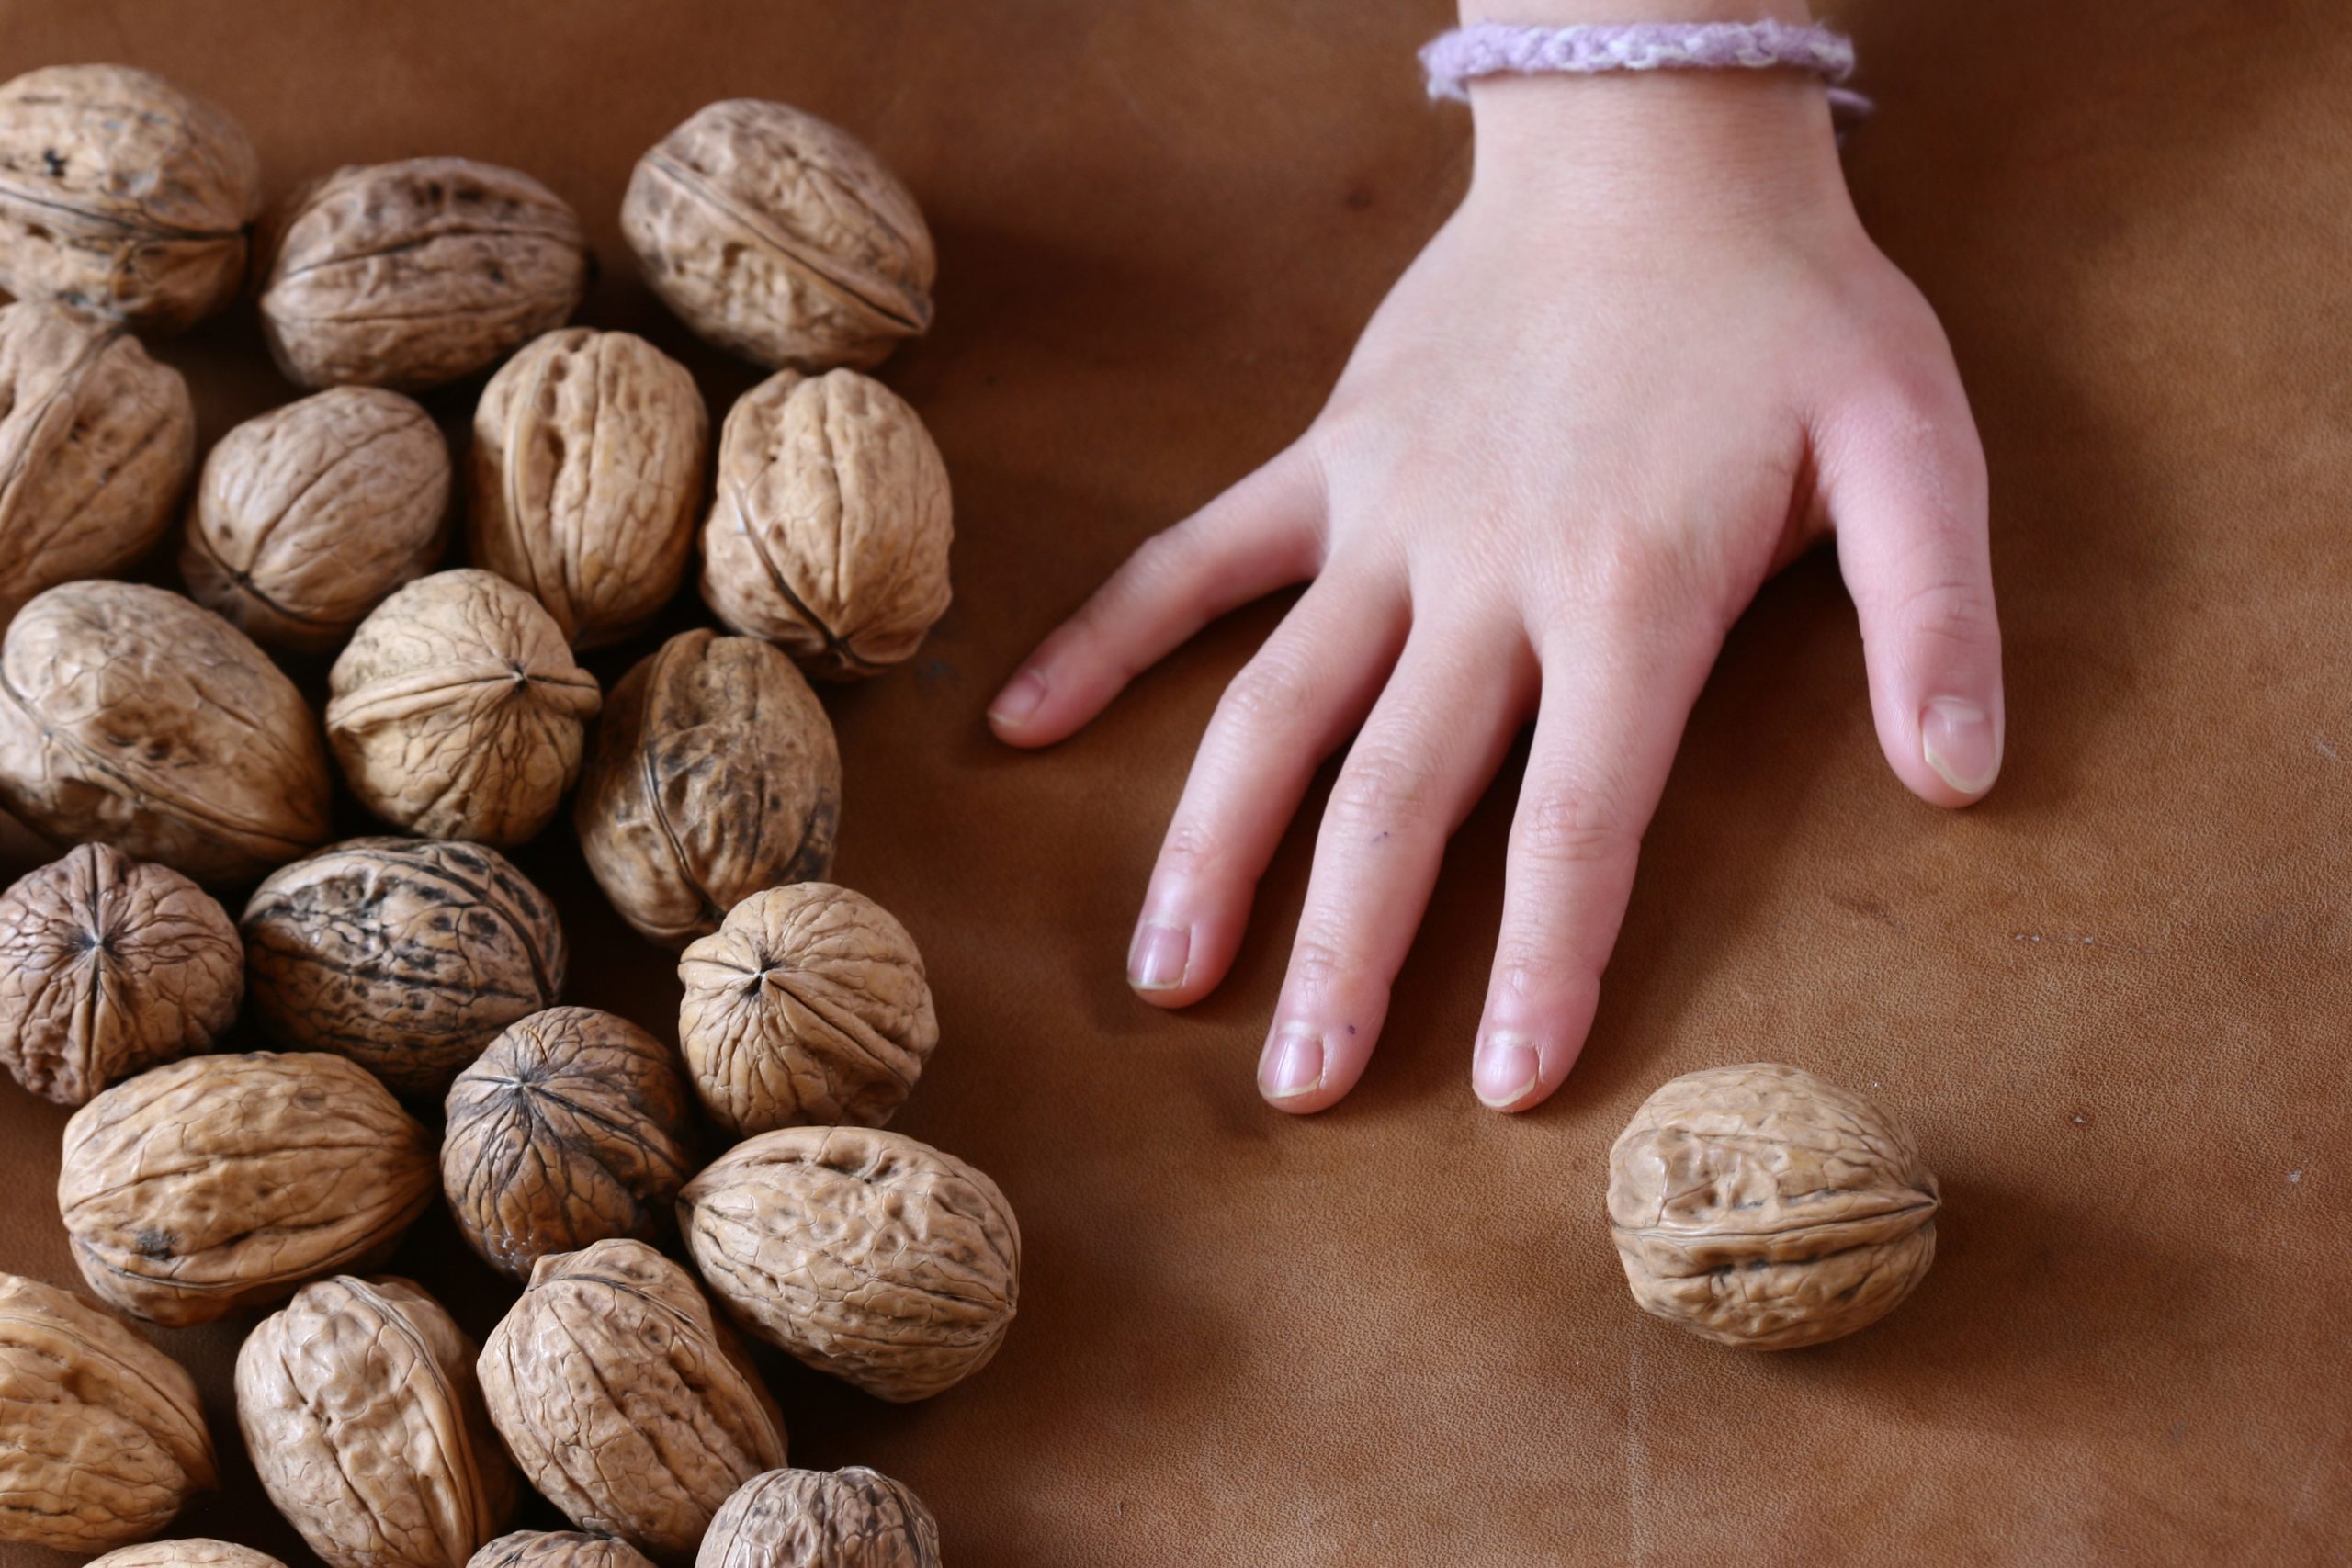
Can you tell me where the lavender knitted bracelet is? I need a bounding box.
[1421,19,1871,119]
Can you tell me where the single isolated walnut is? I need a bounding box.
[0,1271,217,1551]
[86,1542,288,1568]
[479,1239,789,1565]
[260,158,592,391]
[698,1468,940,1568]
[238,1276,517,1568]
[0,581,332,886]
[0,64,261,331]
[679,1127,1020,1403]
[181,388,451,653]
[470,1533,658,1568]
[0,843,243,1106]
[242,838,565,1098]
[1607,1062,1941,1351]
[623,99,933,372]
[469,327,708,649]
[677,884,936,1135]
[576,630,839,949]
[327,570,602,847]
[701,369,951,680]
[57,1051,438,1326]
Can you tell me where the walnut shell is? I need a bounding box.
[0,299,197,624]
[242,838,565,1098]
[181,388,451,653]
[1607,1062,1940,1350]
[469,1533,658,1568]
[327,570,602,847]
[260,158,592,392]
[0,581,332,886]
[443,1006,696,1280]
[697,1468,939,1568]
[87,1541,287,1568]
[479,1239,789,1565]
[0,1272,217,1550]
[622,100,933,372]
[678,1128,1019,1403]
[0,65,261,331]
[700,370,950,680]
[0,843,242,1106]
[57,1051,438,1325]
[469,328,708,649]
[677,884,935,1135]
[575,630,839,950]
[237,1276,517,1568]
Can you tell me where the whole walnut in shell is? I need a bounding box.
[260,158,591,391]
[679,1127,1019,1403]
[443,1006,696,1280]
[0,581,332,886]
[701,369,951,679]
[576,630,839,949]
[88,1542,287,1568]
[469,328,708,649]
[623,99,933,372]
[181,388,450,653]
[0,1272,216,1551]
[1607,1062,1940,1350]
[238,1276,517,1568]
[471,1534,657,1568]
[698,1468,939,1568]
[57,1051,438,1325]
[327,570,602,846]
[0,843,243,1106]
[242,838,565,1098]
[479,1239,789,1564]
[677,884,936,1134]
[0,64,261,331]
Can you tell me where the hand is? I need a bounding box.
[986,72,1998,1114]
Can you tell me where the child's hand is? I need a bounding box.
[987,71,1997,1114]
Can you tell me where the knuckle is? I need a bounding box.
[1489,942,1599,1004]
[1216,653,1316,730]
[1326,740,1438,829]
[1513,780,1635,870]
[1155,816,1224,883]
[1890,574,2000,654]
[1284,932,1353,995]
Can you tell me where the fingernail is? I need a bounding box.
[1259,1026,1324,1100]
[1127,923,1189,991]
[1921,696,1999,795]
[1473,1032,1540,1108]
[989,669,1046,727]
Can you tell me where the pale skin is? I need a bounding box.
[988,0,1999,1114]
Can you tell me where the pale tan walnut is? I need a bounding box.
[0,65,261,332]
[237,1276,517,1568]
[57,1051,438,1326]
[260,158,591,392]
[242,838,565,1098]
[0,1271,217,1551]
[0,581,332,886]
[327,570,602,847]
[678,1128,1019,1403]
[479,1239,788,1565]
[576,630,839,950]
[698,1467,939,1568]
[442,1006,696,1280]
[87,1541,288,1568]
[700,370,950,680]
[622,100,933,372]
[1607,1062,1941,1351]
[181,388,450,654]
[0,843,242,1106]
[469,328,708,649]
[470,1533,658,1568]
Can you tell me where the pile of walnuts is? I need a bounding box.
[0,62,989,1568]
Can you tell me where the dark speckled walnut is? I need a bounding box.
[697,1467,940,1568]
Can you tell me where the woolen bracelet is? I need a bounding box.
[1421,19,1871,120]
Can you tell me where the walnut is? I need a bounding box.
[237,1276,517,1568]
[479,1239,789,1565]
[181,387,451,654]
[622,100,933,372]
[0,64,261,332]
[260,158,592,391]
[677,884,935,1135]
[242,838,565,1098]
[575,630,839,950]
[678,1128,1019,1403]
[0,1271,216,1551]
[1607,1062,1941,1350]
[87,1542,286,1568]
[0,581,332,886]
[443,1006,696,1280]
[326,570,602,847]
[0,843,242,1107]
[469,328,708,649]
[0,300,196,624]
[470,1533,658,1568]
[698,1468,939,1568]
[57,1051,438,1325]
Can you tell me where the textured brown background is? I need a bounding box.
[2,1,2348,1563]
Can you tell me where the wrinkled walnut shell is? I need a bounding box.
[86,1542,287,1568]
[470,1533,658,1568]
[698,1467,940,1568]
